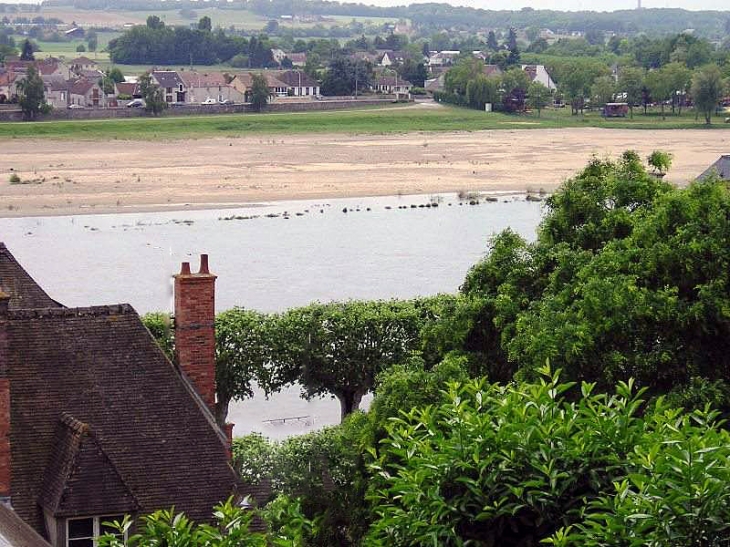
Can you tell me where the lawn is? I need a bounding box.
[0,104,728,141]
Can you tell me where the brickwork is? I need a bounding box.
[0,292,9,498]
[174,256,217,414]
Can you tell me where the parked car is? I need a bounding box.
[201,98,217,105]
[219,99,235,105]
[126,99,145,108]
[67,104,85,109]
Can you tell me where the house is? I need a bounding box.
[373,75,412,94]
[424,72,445,94]
[288,52,307,67]
[150,70,187,103]
[178,71,244,104]
[0,243,257,546]
[0,504,51,547]
[697,154,730,181]
[521,64,557,91]
[68,78,103,107]
[274,70,320,97]
[69,56,97,75]
[0,71,19,102]
[483,64,502,78]
[114,81,140,99]
[42,75,69,109]
[231,72,289,101]
[428,50,461,67]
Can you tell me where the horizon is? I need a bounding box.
[4,0,730,13]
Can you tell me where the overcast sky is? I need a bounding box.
[7,0,730,12]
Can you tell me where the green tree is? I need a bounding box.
[487,30,498,51]
[146,15,164,30]
[86,30,97,54]
[16,65,47,120]
[75,44,86,53]
[645,67,673,119]
[19,38,34,61]
[589,74,615,110]
[617,66,644,118]
[215,308,272,426]
[691,64,725,124]
[138,72,167,116]
[466,75,499,110]
[662,62,691,114]
[527,80,551,117]
[141,312,174,361]
[249,73,269,111]
[278,300,422,419]
[107,66,125,84]
[198,15,212,32]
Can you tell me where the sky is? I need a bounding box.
[6,0,730,12]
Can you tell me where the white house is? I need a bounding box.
[522,64,557,91]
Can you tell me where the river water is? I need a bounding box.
[0,193,543,439]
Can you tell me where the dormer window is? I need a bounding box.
[67,515,126,547]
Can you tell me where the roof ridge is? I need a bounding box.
[8,303,134,320]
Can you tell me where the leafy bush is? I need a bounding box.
[409,86,426,95]
[366,368,730,546]
[9,173,20,184]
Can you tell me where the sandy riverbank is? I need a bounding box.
[1,127,728,217]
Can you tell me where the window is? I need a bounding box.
[67,515,125,547]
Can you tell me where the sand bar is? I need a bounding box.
[1,127,728,217]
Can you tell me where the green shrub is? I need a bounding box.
[367,367,730,546]
[409,86,426,95]
[9,173,20,184]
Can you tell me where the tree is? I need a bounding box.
[691,64,725,125]
[618,66,644,119]
[138,72,167,116]
[505,27,520,67]
[561,65,593,115]
[86,30,97,54]
[590,74,615,111]
[141,312,174,361]
[487,30,498,51]
[16,65,46,120]
[215,308,272,426]
[320,57,371,96]
[249,73,269,111]
[19,38,34,61]
[146,15,164,30]
[278,300,422,419]
[662,62,691,115]
[647,150,673,175]
[107,67,125,84]
[198,15,212,32]
[500,67,531,113]
[645,68,672,119]
[466,75,499,110]
[527,80,550,117]
[76,44,86,53]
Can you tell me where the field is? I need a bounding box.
[1,103,728,142]
[1,117,727,218]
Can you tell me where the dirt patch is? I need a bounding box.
[0,127,727,217]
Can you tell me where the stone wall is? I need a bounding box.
[0,98,403,123]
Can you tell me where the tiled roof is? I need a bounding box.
[70,56,96,66]
[39,414,140,517]
[375,76,412,87]
[151,70,184,89]
[69,79,95,96]
[234,72,288,89]
[288,53,307,64]
[178,71,228,88]
[0,504,51,547]
[6,303,241,531]
[114,82,138,96]
[698,154,730,181]
[275,70,318,88]
[0,243,62,310]
[484,64,502,78]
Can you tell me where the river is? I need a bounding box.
[0,192,543,439]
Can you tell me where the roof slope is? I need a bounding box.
[39,414,139,517]
[7,304,239,531]
[0,505,51,547]
[0,243,62,310]
[698,154,730,181]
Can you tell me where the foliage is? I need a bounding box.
[528,80,551,116]
[141,312,175,361]
[215,308,273,424]
[691,64,726,124]
[19,38,34,61]
[320,57,372,96]
[617,66,644,118]
[16,66,47,120]
[249,73,269,111]
[367,368,730,546]
[275,300,423,419]
[647,149,673,174]
[138,72,167,116]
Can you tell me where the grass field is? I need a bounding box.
[1,104,728,141]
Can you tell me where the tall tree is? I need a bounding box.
[198,15,212,32]
[249,73,269,111]
[691,64,725,124]
[16,65,46,119]
[19,38,34,61]
[645,68,673,119]
[618,66,644,119]
[590,75,616,111]
[146,15,164,30]
[487,30,498,51]
[138,72,167,116]
[528,81,551,117]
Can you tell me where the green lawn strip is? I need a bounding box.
[0,105,727,141]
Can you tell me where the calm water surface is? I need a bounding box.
[0,193,543,438]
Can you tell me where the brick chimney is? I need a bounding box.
[0,291,11,501]
[174,255,217,414]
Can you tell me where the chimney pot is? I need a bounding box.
[180,262,191,275]
[199,254,209,275]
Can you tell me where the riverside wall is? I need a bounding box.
[0,97,404,122]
